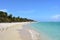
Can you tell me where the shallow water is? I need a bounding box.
[29,22,60,40]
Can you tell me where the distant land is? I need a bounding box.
[0,11,34,22]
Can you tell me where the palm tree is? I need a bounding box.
[0,11,34,22]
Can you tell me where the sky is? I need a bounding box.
[0,0,60,22]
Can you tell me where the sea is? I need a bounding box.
[29,22,60,40]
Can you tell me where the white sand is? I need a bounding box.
[0,22,40,40]
[0,22,30,40]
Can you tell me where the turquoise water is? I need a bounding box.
[30,22,60,40]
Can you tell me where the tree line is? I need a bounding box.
[0,11,34,22]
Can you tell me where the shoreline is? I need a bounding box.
[20,23,40,40]
[0,22,40,40]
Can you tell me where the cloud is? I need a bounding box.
[51,14,60,20]
[0,9,7,12]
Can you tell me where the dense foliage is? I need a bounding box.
[0,11,34,22]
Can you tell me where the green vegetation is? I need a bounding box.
[0,11,34,22]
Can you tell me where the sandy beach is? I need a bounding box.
[0,22,40,40]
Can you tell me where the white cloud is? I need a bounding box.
[0,9,7,12]
[51,14,60,20]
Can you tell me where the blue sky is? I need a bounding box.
[0,0,60,21]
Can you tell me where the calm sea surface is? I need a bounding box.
[29,22,60,40]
